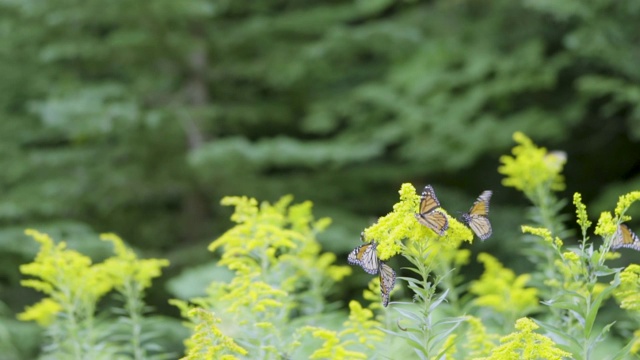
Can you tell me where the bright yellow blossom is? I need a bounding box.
[19,229,114,326]
[614,264,640,312]
[594,211,617,237]
[478,318,571,360]
[573,193,592,231]
[304,301,382,359]
[365,183,472,261]
[180,308,248,360]
[470,253,538,316]
[100,233,169,291]
[17,298,61,326]
[614,191,640,219]
[498,132,566,194]
[464,316,497,358]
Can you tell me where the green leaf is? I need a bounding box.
[584,272,621,339]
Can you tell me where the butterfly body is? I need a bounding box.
[612,224,640,251]
[461,190,493,241]
[415,185,449,236]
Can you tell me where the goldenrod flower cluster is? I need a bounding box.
[498,131,566,194]
[19,229,114,325]
[470,253,538,316]
[478,318,571,360]
[365,182,473,262]
[176,195,354,358]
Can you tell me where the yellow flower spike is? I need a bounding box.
[479,318,571,360]
[562,251,579,262]
[365,183,471,261]
[181,308,248,360]
[632,330,640,354]
[521,226,553,243]
[19,279,54,295]
[604,251,621,260]
[454,249,472,267]
[362,277,384,312]
[470,253,538,315]
[364,183,419,260]
[304,301,381,359]
[100,233,170,291]
[498,132,566,194]
[464,316,497,358]
[17,298,62,326]
[437,334,458,360]
[100,233,136,261]
[594,211,617,237]
[614,264,640,312]
[615,191,640,219]
[221,196,259,224]
[553,237,564,248]
[209,195,350,301]
[573,193,592,231]
[20,230,114,314]
[343,300,384,345]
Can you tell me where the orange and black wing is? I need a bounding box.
[347,242,380,274]
[612,224,640,251]
[379,262,396,307]
[415,210,449,236]
[469,190,492,217]
[462,190,493,240]
[415,185,449,235]
[418,185,441,214]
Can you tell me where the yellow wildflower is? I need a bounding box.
[464,316,497,358]
[209,195,350,298]
[304,301,382,359]
[498,132,565,194]
[614,191,640,219]
[366,183,472,261]
[342,300,384,347]
[17,298,61,326]
[594,211,617,237]
[478,318,571,360]
[521,226,554,244]
[573,193,592,231]
[614,264,640,312]
[470,253,538,316]
[100,233,170,291]
[180,308,248,360]
[436,334,457,360]
[632,330,640,355]
[19,229,114,324]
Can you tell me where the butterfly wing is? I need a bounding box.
[467,215,492,240]
[347,242,380,274]
[415,185,449,235]
[461,190,492,240]
[415,210,449,236]
[612,224,640,251]
[379,262,396,307]
[469,190,492,217]
[418,185,441,214]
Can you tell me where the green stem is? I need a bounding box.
[64,302,83,360]
[124,281,145,360]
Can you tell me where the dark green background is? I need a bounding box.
[1,0,639,357]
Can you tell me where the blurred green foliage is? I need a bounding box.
[0,0,639,358]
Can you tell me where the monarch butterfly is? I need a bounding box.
[461,190,493,240]
[414,185,449,236]
[347,241,380,275]
[612,224,640,251]
[379,262,396,307]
